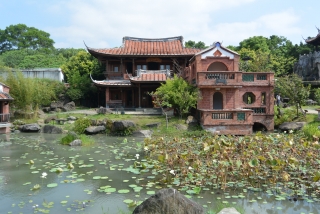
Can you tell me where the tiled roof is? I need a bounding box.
[305,29,320,45]
[130,73,167,82]
[92,80,131,87]
[87,36,202,56]
[0,92,13,100]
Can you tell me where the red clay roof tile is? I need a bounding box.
[87,36,201,56]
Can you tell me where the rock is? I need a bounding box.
[44,115,58,124]
[50,101,64,110]
[112,120,135,131]
[42,125,63,134]
[279,122,307,131]
[175,124,188,131]
[133,188,204,214]
[85,126,106,134]
[217,207,240,214]
[67,116,77,121]
[42,107,51,113]
[186,116,197,125]
[19,123,41,132]
[96,107,112,114]
[69,139,82,146]
[61,101,76,111]
[146,122,161,128]
[132,130,153,138]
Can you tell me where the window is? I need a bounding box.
[114,66,119,72]
[137,65,147,70]
[160,65,170,70]
[261,92,266,105]
[243,92,255,104]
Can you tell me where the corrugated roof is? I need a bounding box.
[87,36,202,56]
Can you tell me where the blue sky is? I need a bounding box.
[0,0,319,49]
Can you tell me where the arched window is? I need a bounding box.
[207,62,228,71]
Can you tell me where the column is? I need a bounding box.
[105,87,110,108]
[138,83,141,108]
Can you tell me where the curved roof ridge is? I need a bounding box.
[123,36,183,43]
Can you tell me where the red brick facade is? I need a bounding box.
[88,37,274,135]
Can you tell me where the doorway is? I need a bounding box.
[213,92,223,109]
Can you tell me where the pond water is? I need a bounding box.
[0,133,320,214]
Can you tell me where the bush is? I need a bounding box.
[74,117,91,134]
[302,122,320,140]
[60,133,76,145]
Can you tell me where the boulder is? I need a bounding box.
[44,115,58,124]
[186,116,197,125]
[19,123,41,132]
[50,101,64,110]
[132,188,204,214]
[279,122,307,132]
[42,107,51,113]
[42,125,63,134]
[217,208,240,214]
[85,126,106,134]
[96,107,112,114]
[69,139,82,146]
[132,130,153,138]
[67,116,77,121]
[112,120,135,131]
[61,101,76,112]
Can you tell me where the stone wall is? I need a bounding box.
[294,51,320,80]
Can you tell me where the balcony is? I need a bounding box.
[197,71,274,88]
[198,109,254,135]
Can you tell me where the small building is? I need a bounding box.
[87,36,274,135]
[20,68,64,82]
[0,82,13,134]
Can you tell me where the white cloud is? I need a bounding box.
[49,0,256,48]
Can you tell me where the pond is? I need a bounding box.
[0,133,319,214]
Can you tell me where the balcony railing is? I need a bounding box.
[197,71,274,87]
[0,113,10,123]
[199,109,253,126]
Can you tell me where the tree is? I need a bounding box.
[276,74,310,117]
[153,75,200,118]
[61,51,103,101]
[0,24,54,54]
[185,40,207,49]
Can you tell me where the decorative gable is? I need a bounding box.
[200,42,237,59]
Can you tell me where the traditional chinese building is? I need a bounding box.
[87,36,274,135]
[0,82,13,134]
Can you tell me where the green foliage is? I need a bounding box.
[0,69,64,111]
[302,122,320,140]
[73,117,91,134]
[60,133,76,145]
[61,51,103,101]
[314,87,320,104]
[0,24,54,54]
[0,48,84,69]
[276,74,311,117]
[79,134,95,146]
[153,75,200,117]
[185,40,207,49]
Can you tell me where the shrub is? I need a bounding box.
[302,122,320,140]
[60,133,76,145]
[74,117,91,134]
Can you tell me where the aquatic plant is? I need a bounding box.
[142,132,320,201]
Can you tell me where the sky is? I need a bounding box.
[0,0,319,49]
